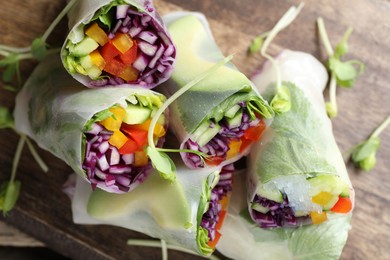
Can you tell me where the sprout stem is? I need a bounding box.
[127,239,220,260]
[161,240,168,260]
[41,0,78,42]
[328,72,337,117]
[0,45,31,54]
[10,136,26,183]
[317,17,334,56]
[370,115,390,139]
[25,137,49,173]
[147,55,233,150]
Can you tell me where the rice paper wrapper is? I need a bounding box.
[247,50,354,222]
[71,158,223,256]
[62,0,175,88]
[14,55,167,193]
[217,170,351,260]
[160,12,273,168]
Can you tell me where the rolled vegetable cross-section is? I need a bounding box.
[62,0,175,88]
[247,50,354,228]
[71,158,234,256]
[14,56,168,193]
[217,170,352,260]
[160,12,273,169]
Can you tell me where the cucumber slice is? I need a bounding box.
[308,175,344,197]
[251,203,270,214]
[123,104,152,124]
[80,55,94,70]
[323,195,339,211]
[224,104,241,118]
[226,109,243,129]
[340,184,351,198]
[196,124,221,147]
[86,65,102,80]
[71,37,99,57]
[192,121,212,140]
[256,185,283,203]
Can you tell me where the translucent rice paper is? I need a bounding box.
[248,50,354,217]
[160,12,272,167]
[71,157,222,256]
[13,55,167,193]
[62,0,175,88]
[217,171,351,260]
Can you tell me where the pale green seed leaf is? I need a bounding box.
[2,180,21,216]
[248,36,264,54]
[351,137,380,162]
[0,53,18,67]
[147,147,176,182]
[359,153,376,171]
[270,84,291,114]
[31,38,48,61]
[2,63,17,83]
[0,106,14,129]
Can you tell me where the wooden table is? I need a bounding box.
[1,0,389,259]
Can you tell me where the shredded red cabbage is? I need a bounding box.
[88,6,175,88]
[200,164,234,242]
[251,194,311,228]
[83,123,158,193]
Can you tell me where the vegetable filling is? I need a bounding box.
[184,102,266,168]
[201,164,234,248]
[65,5,175,87]
[82,94,167,192]
[251,175,352,228]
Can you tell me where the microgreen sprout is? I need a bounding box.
[127,239,220,260]
[0,0,77,90]
[249,3,304,114]
[317,17,365,118]
[0,106,48,215]
[147,55,234,181]
[346,115,390,171]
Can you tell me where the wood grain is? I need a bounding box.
[0,0,389,259]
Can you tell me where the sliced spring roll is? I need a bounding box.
[217,170,351,260]
[14,56,168,193]
[247,50,354,228]
[160,12,273,169]
[62,0,175,88]
[71,159,234,256]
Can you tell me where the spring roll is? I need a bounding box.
[14,56,168,193]
[217,170,351,260]
[71,159,234,256]
[160,12,273,169]
[62,0,175,88]
[246,50,354,228]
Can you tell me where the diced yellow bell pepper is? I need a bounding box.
[219,195,230,211]
[118,65,139,81]
[85,23,109,46]
[312,191,334,206]
[112,33,134,54]
[226,139,242,160]
[134,150,149,167]
[99,106,126,131]
[90,50,106,70]
[310,211,328,224]
[108,130,128,149]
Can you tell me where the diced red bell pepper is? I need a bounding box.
[215,210,227,231]
[119,41,138,64]
[118,138,138,155]
[244,120,266,141]
[103,58,126,76]
[330,197,352,213]
[206,156,225,166]
[120,128,148,149]
[207,230,221,248]
[101,41,121,62]
[239,136,252,153]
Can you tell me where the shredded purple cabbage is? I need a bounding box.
[200,164,234,242]
[88,5,175,88]
[83,123,155,193]
[183,107,260,168]
[251,194,311,228]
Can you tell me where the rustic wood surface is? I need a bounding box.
[0,0,389,259]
